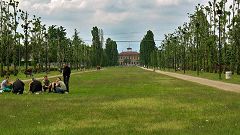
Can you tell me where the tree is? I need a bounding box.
[105,38,119,66]
[20,11,31,71]
[30,16,45,72]
[72,29,83,70]
[111,41,119,66]
[150,49,158,71]
[158,0,240,79]
[140,30,156,68]
[230,13,240,74]
[91,26,103,67]
[0,0,104,76]
[48,25,58,64]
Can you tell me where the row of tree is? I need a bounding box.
[0,0,119,76]
[141,0,240,79]
[90,26,119,67]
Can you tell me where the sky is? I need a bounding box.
[18,0,209,52]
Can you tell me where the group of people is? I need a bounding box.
[0,64,71,95]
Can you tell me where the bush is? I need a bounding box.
[49,67,58,72]
[33,68,41,73]
[0,68,19,77]
[24,68,33,77]
[1,70,7,77]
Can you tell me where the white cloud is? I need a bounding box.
[156,0,179,6]
[17,0,208,51]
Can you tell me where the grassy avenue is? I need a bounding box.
[0,67,239,135]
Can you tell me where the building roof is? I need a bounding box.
[119,51,139,56]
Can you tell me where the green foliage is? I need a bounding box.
[72,29,83,69]
[91,26,103,67]
[105,38,119,66]
[47,25,58,63]
[229,14,240,74]
[123,58,131,65]
[140,30,156,67]
[159,1,240,78]
[150,50,158,68]
[0,0,103,74]
[0,1,116,72]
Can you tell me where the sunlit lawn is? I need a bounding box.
[0,67,239,135]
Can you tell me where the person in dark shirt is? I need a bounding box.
[63,64,71,93]
[29,78,42,94]
[42,76,52,92]
[12,78,25,94]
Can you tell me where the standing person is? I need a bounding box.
[42,76,52,92]
[54,77,67,94]
[29,78,42,94]
[1,76,13,92]
[12,78,25,94]
[63,64,71,93]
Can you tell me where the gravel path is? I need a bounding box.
[142,68,240,93]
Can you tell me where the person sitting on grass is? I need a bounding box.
[1,76,13,92]
[12,78,25,95]
[52,77,67,94]
[42,76,52,92]
[29,78,42,94]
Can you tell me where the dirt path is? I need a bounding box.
[142,68,240,93]
[22,70,97,83]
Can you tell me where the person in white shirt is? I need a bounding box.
[54,77,67,94]
[1,76,13,92]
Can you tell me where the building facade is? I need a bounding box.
[119,48,140,66]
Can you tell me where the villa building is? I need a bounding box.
[119,48,140,66]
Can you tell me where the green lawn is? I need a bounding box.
[0,67,239,135]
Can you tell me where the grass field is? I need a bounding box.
[0,67,239,135]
